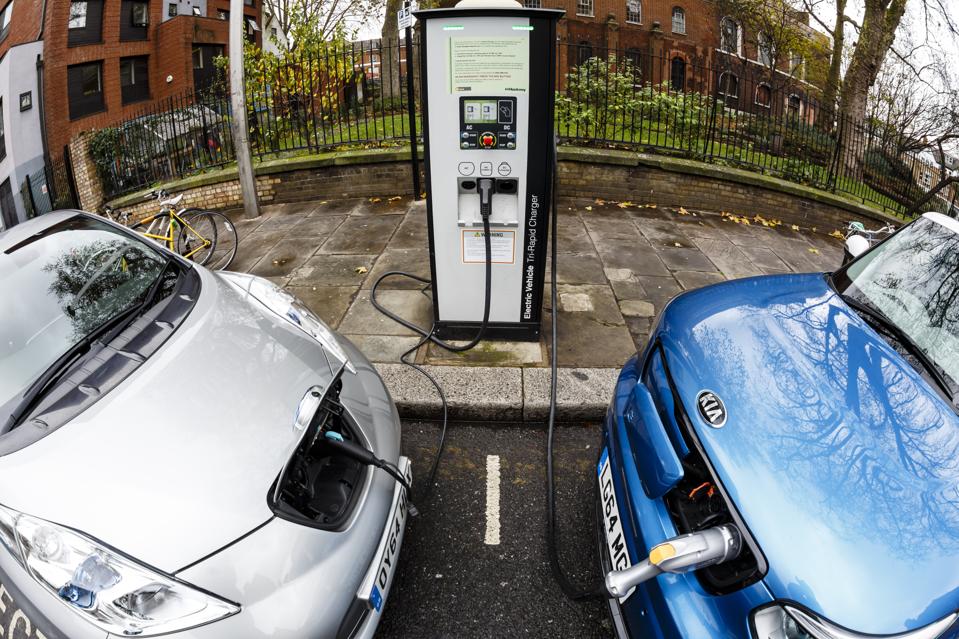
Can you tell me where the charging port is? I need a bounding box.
[496,179,517,194]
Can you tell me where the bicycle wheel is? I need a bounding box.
[178,210,238,271]
[131,213,175,250]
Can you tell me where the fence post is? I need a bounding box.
[230,0,261,219]
[405,30,421,200]
[63,145,81,208]
[826,117,843,193]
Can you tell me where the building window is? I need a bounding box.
[120,56,150,104]
[758,32,774,67]
[755,83,771,108]
[523,0,541,6]
[192,46,203,69]
[0,1,13,42]
[671,7,685,34]
[0,98,6,163]
[720,17,741,55]
[67,61,105,119]
[121,1,149,40]
[576,41,593,65]
[218,9,228,19]
[789,51,804,79]
[270,26,277,37]
[167,2,176,16]
[68,0,103,46]
[718,71,739,105]
[626,0,641,24]
[670,56,685,91]
[69,1,87,28]
[624,47,643,80]
[576,0,593,17]
[787,94,802,119]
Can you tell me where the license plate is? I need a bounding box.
[357,457,412,613]
[598,448,635,601]
[0,566,64,639]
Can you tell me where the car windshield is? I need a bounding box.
[0,216,168,410]
[836,215,959,390]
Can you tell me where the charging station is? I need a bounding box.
[415,0,563,341]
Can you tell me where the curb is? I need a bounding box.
[374,363,620,423]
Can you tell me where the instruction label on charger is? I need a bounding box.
[448,37,529,94]
[462,230,515,264]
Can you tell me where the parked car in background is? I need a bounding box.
[0,211,409,638]
[598,212,959,638]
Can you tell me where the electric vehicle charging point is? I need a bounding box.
[415,0,563,341]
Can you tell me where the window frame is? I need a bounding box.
[757,32,774,67]
[68,0,103,46]
[167,2,177,17]
[671,6,685,35]
[0,97,6,163]
[786,93,802,119]
[120,0,150,41]
[67,61,106,120]
[0,1,13,42]
[576,0,593,18]
[718,71,740,103]
[523,0,542,7]
[720,16,742,56]
[625,0,642,25]
[669,56,686,92]
[68,1,88,29]
[754,83,772,108]
[120,55,150,105]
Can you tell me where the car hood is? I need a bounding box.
[657,273,959,634]
[0,269,339,572]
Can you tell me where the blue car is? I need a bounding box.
[597,212,959,639]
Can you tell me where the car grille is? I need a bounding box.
[644,344,766,595]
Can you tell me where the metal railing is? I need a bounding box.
[89,37,954,219]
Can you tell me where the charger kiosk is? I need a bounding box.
[415,0,563,341]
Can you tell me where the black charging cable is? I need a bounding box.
[544,137,606,602]
[323,431,411,491]
[370,179,496,501]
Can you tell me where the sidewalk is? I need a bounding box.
[228,196,844,420]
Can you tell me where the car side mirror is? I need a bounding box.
[843,235,870,265]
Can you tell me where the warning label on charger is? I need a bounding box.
[462,229,515,264]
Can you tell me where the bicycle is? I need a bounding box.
[131,190,238,271]
[101,204,132,227]
[841,221,896,266]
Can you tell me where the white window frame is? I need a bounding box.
[754,83,771,108]
[576,0,593,18]
[671,7,685,34]
[786,93,802,118]
[789,51,805,80]
[69,1,88,29]
[718,71,739,99]
[626,0,641,24]
[0,1,14,33]
[757,32,774,67]
[523,0,542,7]
[720,17,742,56]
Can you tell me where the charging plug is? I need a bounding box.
[323,431,413,493]
[477,178,495,219]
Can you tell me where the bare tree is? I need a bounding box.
[264,0,384,46]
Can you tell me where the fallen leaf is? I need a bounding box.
[678,207,690,215]
[791,224,800,231]
[369,197,381,203]
[617,201,634,208]
[388,196,402,202]
[355,266,369,274]
[646,203,657,209]
[808,248,820,254]
[584,205,593,211]
[674,242,683,247]
[829,230,845,239]
[594,198,606,205]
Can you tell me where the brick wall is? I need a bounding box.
[103,154,892,232]
[69,132,107,213]
[0,0,43,60]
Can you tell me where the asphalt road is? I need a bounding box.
[378,421,612,639]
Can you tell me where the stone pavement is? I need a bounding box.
[227,196,844,419]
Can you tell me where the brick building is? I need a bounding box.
[540,0,828,119]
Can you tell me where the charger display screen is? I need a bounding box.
[463,100,498,124]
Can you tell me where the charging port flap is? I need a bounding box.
[622,384,684,499]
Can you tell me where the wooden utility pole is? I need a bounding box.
[230,0,260,219]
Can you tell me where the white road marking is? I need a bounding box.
[485,455,501,545]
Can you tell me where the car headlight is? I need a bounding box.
[0,503,239,636]
[752,604,958,639]
[242,277,355,372]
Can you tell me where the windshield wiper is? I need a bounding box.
[840,293,955,403]
[1,260,176,434]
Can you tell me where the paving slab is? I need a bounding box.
[363,248,432,289]
[625,317,653,351]
[655,246,719,272]
[631,275,682,310]
[555,214,599,253]
[289,254,377,286]
[548,252,608,285]
[619,300,655,317]
[343,335,423,363]
[375,364,523,420]
[673,270,727,290]
[309,199,363,216]
[285,285,357,330]
[291,215,347,237]
[339,289,433,336]
[249,238,322,278]
[635,217,694,248]
[319,216,401,254]
[738,244,790,272]
[389,207,429,249]
[350,197,414,216]
[690,237,764,279]
[544,310,636,368]
[595,239,670,276]
[523,367,620,421]
[583,216,643,243]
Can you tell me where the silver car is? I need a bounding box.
[0,211,410,638]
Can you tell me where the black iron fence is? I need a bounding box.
[89,37,955,219]
[21,151,79,218]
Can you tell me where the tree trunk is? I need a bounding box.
[381,0,403,100]
[837,0,906,173]
[820,0,845,129]
[906,176,959,217]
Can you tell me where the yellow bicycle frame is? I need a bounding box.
[139,211,211,260]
